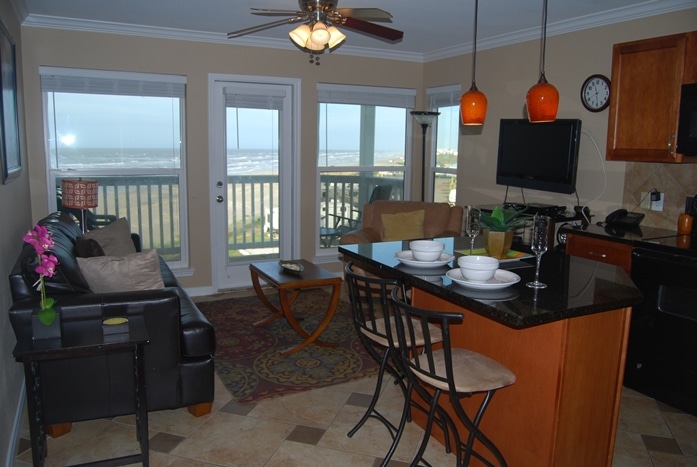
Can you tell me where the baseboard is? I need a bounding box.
[184,286,216,297]
[6,380,26,466]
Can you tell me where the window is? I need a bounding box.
[41,67,188,268]
[428,85,461,205]
[317,84,415,249]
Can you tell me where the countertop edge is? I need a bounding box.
[339,244,642,330]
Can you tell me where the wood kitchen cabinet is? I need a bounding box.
[565,233,633,274]
[606,31,697,163]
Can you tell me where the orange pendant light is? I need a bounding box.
[461,83,488,125]
[460,0,487,125]
[526,0,558,122]
[527,72,559,122]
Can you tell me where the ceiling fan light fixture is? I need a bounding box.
[289,24,312,48]
[326,26,346,49]
[310,22,330,46]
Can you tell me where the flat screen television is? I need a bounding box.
[496,119,582,195]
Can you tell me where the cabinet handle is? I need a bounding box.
[669,133,675,157]
[588,251,608,259]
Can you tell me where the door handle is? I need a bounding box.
[216,195,224,203]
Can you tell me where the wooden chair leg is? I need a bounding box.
[187,402,212,417]
[46,422,72,438]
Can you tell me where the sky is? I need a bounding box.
[51,92,459,152]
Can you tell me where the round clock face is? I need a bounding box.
[581,74,611,112]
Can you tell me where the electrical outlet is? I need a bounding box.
[640,191,651,209]
[651,192,664,211]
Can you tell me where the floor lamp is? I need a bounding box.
[410,111,440,201]
[61,178,99,233]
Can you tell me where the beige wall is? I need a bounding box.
[426,9,697,229]
[20,28,423,286]
[0,4,33,461]
[18,8,697,291]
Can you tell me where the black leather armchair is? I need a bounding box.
[9,212,216,427]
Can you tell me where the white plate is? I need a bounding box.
[446,268,521,290]
[395,250,454,268]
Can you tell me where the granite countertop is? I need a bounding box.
[339,237,643,329]
[561,223,697,257]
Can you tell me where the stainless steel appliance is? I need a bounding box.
[625,246,697,416]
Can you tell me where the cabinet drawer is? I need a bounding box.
[566,233,633,273]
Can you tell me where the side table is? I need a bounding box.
[250,259,342,356]
[13,315,150,467]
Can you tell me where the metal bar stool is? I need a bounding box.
[344,262,452,466]
[391,286,516,467]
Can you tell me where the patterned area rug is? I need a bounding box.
[197,288,379,404]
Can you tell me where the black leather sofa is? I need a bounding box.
[9,212,216,426]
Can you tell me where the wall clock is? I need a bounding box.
[580,74,611,112]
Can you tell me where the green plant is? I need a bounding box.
[479,206,530,232]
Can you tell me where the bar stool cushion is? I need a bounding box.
[414,348,516,393]
[362,317,441,348]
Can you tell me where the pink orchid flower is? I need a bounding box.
[37,254,59,278]
[23,224,60,324]
[23,225,55,255]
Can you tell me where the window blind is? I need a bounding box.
[427,84,462,109]
[223,88,286,110]
[40,67,185,98]
[317,83,415,108]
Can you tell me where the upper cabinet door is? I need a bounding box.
[606,33,689,163]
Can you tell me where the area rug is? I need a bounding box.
[197,288,379,404]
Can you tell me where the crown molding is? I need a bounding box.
[20,0,697,64]
[423,0,697,62]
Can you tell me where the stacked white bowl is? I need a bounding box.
[409,240,445,262]
[457,255,499,282]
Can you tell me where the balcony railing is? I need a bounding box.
[61,174,404,260]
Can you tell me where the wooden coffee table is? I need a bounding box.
[249,259,343,356]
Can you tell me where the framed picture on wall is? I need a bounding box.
[0,19,20,184]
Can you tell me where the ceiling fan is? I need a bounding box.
[227,0,404,54]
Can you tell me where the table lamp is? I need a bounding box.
[61,178,98,233]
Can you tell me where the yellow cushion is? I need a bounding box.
[382,210,425,241]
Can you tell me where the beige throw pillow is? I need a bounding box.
[83,217,136,257]
[77,249,164,293]
[381,210,425,241]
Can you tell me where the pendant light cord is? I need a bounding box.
[540,0,548,75]
[471,0,479,84]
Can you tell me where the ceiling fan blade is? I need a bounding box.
[336,8,392,22]
[339,17,403,42]
[227,17,303,38]
[251,8,304,17]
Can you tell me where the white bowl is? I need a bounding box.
[410,240,445,262]
[409,240,445,251]
[458,255,499,281]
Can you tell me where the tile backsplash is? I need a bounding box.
[623,162,697,231]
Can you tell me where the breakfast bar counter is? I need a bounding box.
[339,237,643,466]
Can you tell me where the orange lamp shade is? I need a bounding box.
[526,74,559,123]
[460,83,488,125]
[62,179,99,209]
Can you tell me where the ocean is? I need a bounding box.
[52,148,407,174]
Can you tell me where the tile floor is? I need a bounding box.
[14,287,697,466]
[14,371,697,466]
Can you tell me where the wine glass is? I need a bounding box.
[526,215,551,289]
[465,207,481,255]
